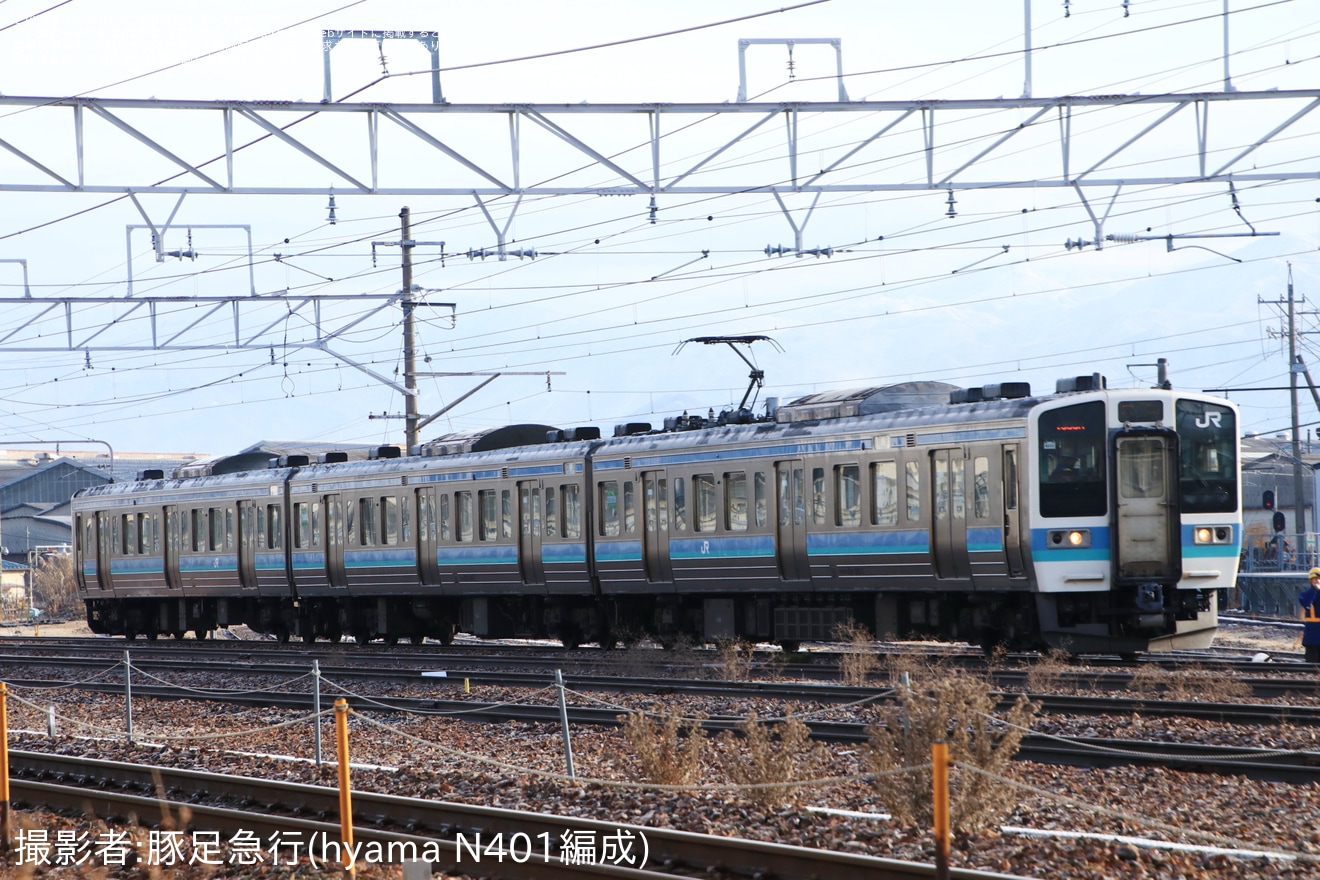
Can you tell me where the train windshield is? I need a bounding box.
[1175,399,1237,513]
[1038,401,1107,517]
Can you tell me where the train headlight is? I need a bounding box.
[1193,525,1235,545]
[1047,529,1091,549]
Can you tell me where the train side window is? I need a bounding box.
[345,501,358,546]
[311,501,322,546]
[382,496,398,545]
[182,509,193,551]
[545,487,558,538]
[811,467,826,526]
[623,481,636,534]
[502,489,514,539]
[672,477,687,532]
[725,472,748,531]
[951,459,965,520]
[872,461,898,525]
[754,472,768,528]
[268,504,283,550]
[400,496,411,543]
[456,491,474,542]
[973,457,990,519]
[253,506,266,550]
[417,492,433,543]
[694,474,717,532]
[835,465,861,527]
[110,515,121,557]
[905,461,921,521]
[141,513,153,554]
[600,481,620,537]
[294,503,309,548]
[440,494,452,542]
[361,498,378,546]
[1004,448,1019,511]
[561,484,581,539]
[120,514,134,555]
[208,509,222,551]
[225,508,235,550]
[478,490,497,541]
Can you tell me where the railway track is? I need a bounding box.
[8,750,1029,880]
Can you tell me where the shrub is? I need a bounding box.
[617,709,707,786]
[717,710,825,805]
[1024,646,1073,694]
[864,669,1038,831]
[715,639,754,681]
[834,621,880,686]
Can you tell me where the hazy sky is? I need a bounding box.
[0,0,1318,457]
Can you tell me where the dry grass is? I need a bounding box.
[617,708,708,786]
[717,710,826,805]
[715,639,754,681]
[834,621,880,686]
[864,668,1038,832]
[1126,663,1253,702]
[1024,646,1073,694]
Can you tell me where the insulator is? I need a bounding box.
[1106,234,1140,244]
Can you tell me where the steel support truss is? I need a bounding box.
[0,293,453,398]
[0,90,1317,196]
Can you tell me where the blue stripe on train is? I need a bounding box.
[807,530,929,555]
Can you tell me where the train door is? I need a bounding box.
[324,493,347,589]
[931,449,971,580]
[96,512,115,591]
[775,460,809,581]
[237,501,258,591]
[641,471,673,583]
[1113,432,1180,582]
[164,505,180,590]
[518,481,546,585]
[416,487,441,586]
[1002,445,1025,577]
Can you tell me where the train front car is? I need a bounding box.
[1028,377,1240,653]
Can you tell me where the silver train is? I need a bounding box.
[72,374,1242,654]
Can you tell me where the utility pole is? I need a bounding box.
[1288,267,1308,539]
[401,207,419,453]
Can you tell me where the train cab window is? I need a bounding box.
[905,461,921,521]
[545,487,558,538]
[267,504,283,550]
[835,465,861,527]
[561,484,582,539]
[973,457,990,519]
[725,472,748,531]
[811,467,826,526]
[1176,399,1238,513]
[754,472,768,528]
[1038,401,1107,518]
[382,496,398,545]
[672,477,687,532]
[600,482,620,537]
[872,461,898,525]
[502,490,514,539]
[694,474,717,532]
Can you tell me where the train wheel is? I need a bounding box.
[193,628,209,640]
[276,627,291,644]
[145,631,158,641]
[778,640,801,654]
[410,634,425,645]
[301,631,316,644]
[436,626,454,646]
[172,631,186,641]
[328,630,343,644]
[124,629,137,641]
[352,628,370,645]
[386,635,399,646]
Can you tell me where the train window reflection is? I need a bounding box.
[502,489,514,539]
[836,465,861,527]
[382,497,398,545]
[905,461,921,521]
[672,477,687,532]
[600,482,620,537]
[479,490,497,541]
[811,468,826,526]
[268,504,283,549]
[973,457,990,519]
[695,474,717,532]
[456,492,473,542]
[754,472,768,528]
[562,484,582,539]
[872,461,898,525]
[545,487,558,538]
[623,482,635,534]
[440,494,451,542]
[726,472,748,531]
